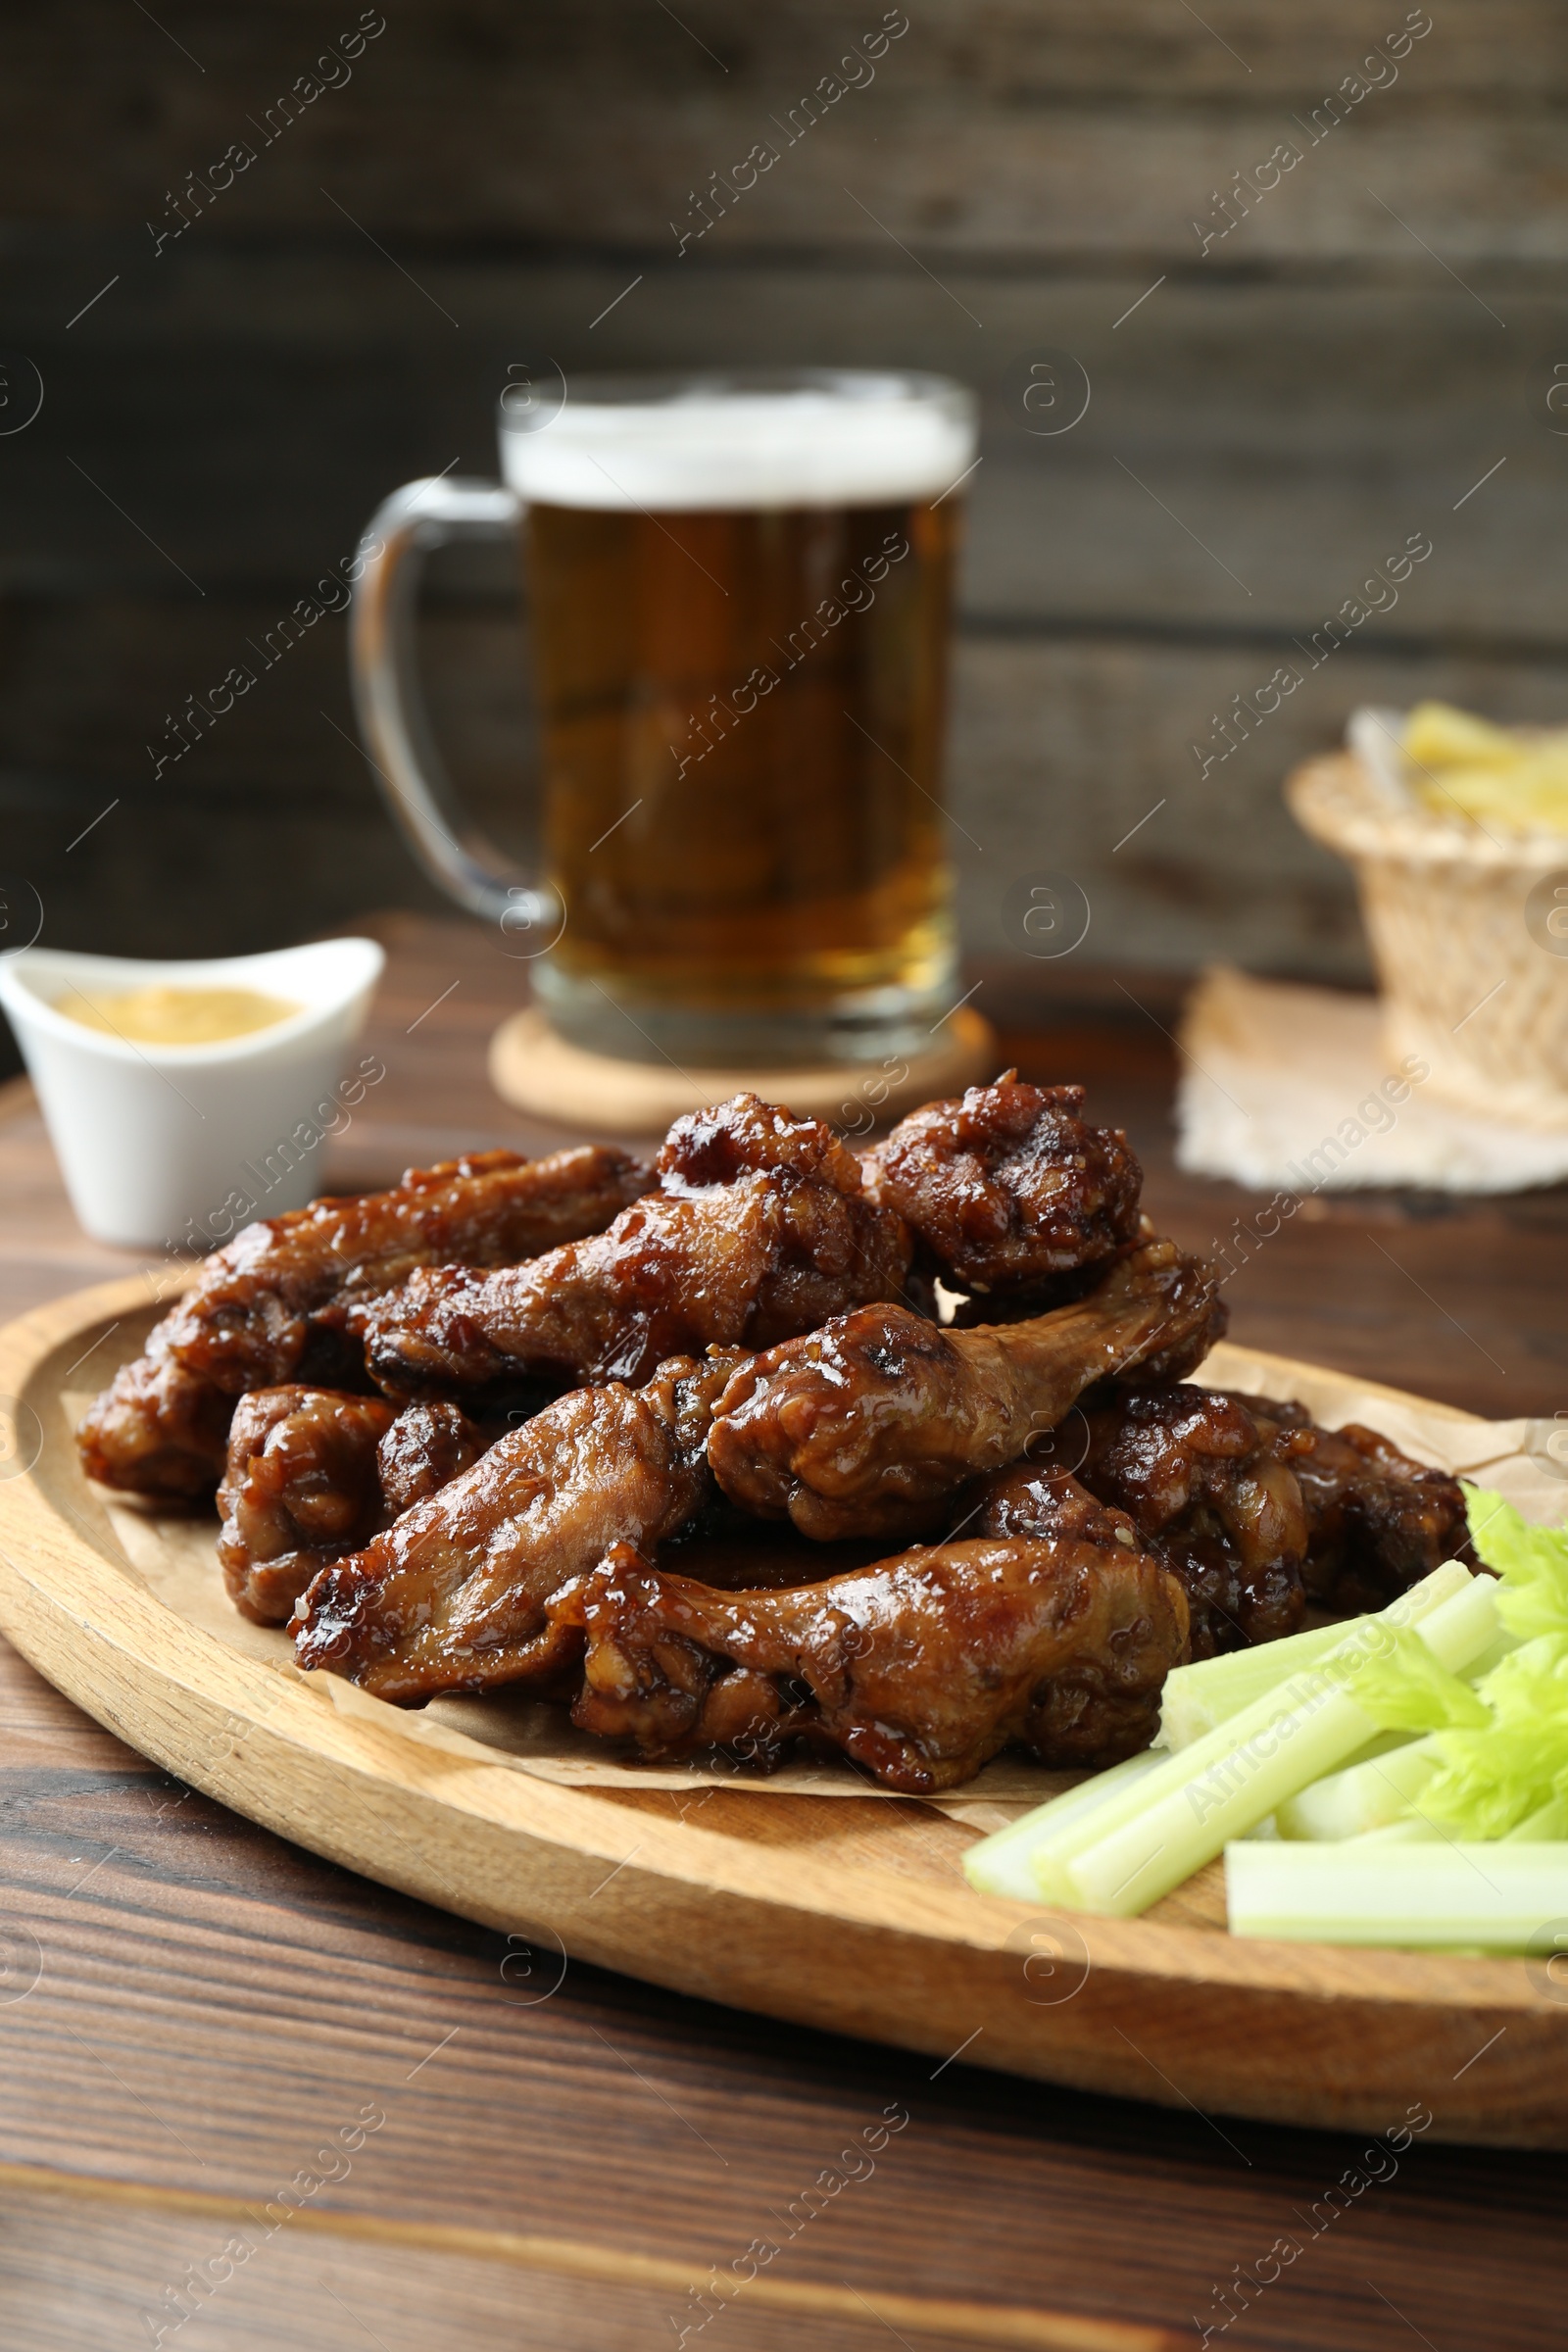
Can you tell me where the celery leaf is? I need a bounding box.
[1340,1625,1491,1733]
[1465,1487,1568,1643]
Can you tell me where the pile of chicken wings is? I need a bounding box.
[77,1078,1470,1794]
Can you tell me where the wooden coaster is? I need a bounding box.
[488,1004,1000,1134]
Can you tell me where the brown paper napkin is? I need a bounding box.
[1176,965,1568,1193]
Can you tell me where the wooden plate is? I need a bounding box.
[1,1279,1563,2148]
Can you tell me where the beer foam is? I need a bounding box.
[501,376,976,512]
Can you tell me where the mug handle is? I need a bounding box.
[349,476,561,937]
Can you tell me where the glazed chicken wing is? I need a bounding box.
[351,1094,911,1400]
[552,1531,1189,1794]
[84,1352,237,1505]
[291,1350,748,1701]
[218,1389,489,1625]
[984,1391,1308,1656]
[219,1388,396,1626]
[1231,1393,1472,1614]
[376,1398,492,1519]
[1080,1387,1309,1652]
[78,1144,652,1498]
[861,1071,1143,1300]
[983,1385,1473,1656]
[708,1237,1226,1544]
[976,1459,1147,1553]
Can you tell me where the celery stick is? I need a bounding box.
[964,1572,1489,1910]
[1155,1623,1352,1750]
[1154,1561,1473,1749]
[962,1752,1167,1900]
[1275,1737,1437,1841]
[1462,1630,1521,1686]
[1225,1838,1568,1949]
[1039,1574,1499,1917]
[964,1570,1490,1910]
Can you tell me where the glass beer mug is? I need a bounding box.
[350,368,977,1066]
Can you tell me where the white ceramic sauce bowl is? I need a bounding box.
[0,938,385,1248]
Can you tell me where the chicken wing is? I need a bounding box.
[291,1350,748,1701]
[707,1236,1226,1543]
[982,1385,1473,1654]
[976,1459,1148,1554]
[350,1093,911,1399]
[78,1144,650,1499]
[1230,1392,1473,1614]
[861,1071,1143,1299]
[83,1351,237,1505]
[219,1388,397,1625]
[983,1391,1307,1656]
[377,1399,491,1519]
[217,1389,490,1625]
[552,1531,1189,1793]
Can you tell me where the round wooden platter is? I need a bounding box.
[2,1280,1564,2149]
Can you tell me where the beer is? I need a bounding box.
[504,373,975,1063]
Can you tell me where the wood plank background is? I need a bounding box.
[3,0,1565,1023]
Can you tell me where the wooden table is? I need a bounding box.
[1,913,1563,2352]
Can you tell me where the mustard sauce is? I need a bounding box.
[54,984,301,1045]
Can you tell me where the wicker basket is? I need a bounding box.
[1287,751,1568,1132]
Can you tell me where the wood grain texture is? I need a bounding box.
[3,1270,1565,2154]
[3,1583,1565,2352]
[6,1,1566,980]
[0,2180,1175,2352]
[4,3,1564,257]
[6,271,1556,635]
[0,1596,1560,2352]
[12,591,1568,987]
[2,945,1567,2348]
